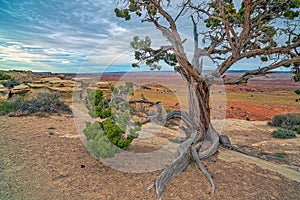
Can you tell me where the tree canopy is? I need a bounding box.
[115,0,300,83]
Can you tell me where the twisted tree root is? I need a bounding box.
[220,135,300,167]
[148,111,221,199]
[191,141,216,194]
[155,132,197,199]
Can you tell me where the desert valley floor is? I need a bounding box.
[0,72,300,199]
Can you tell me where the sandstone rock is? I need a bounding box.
[41,77,62,83]
[72,77,91,82]
[28,83,47,88]
[56,74,66,79]
[0,84,9,100]
[47,87,81,93]
[97,81,111,89]
[11,84,30,94]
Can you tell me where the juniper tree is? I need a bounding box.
[114,0,300,198]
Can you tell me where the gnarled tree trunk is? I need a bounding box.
[155,74,220,199]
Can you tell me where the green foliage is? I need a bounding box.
[130,36,178,70]
[86,89,112,119]
[0,92,70,116]
[260,57,269,62]
[89,131,120,159]
[188,155,196,164]
[274,152,286,158]
[0,72,13,81]
[295,89,300,95]
[166,108,172,113]
[84,83,141,159]
[171,138,182,144]
[84,122,103,141]
[114,8,131,20]
[110,85,115,92]
[2,80,20,89]
[271,128,296,139]
[297,128,300,135]
[268,113,300,131]
[87,89,104,107]
[83,119,138,159]
[0,101,13,116]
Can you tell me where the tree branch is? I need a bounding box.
[191,15,202,74]
[229,57,300,84]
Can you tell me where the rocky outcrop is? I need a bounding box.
[11,84,30,94]
[4,77,83,104]
[0,84,9,100]
[2,72,114,105]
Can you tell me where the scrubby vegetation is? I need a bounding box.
[0,72,13,81]
[271,129,296,139]
[0,92,70,116]
[268,113,300,133]
[83,82,140,159]
[2,80,20,89]
[0,72,20,89]
[295,89,300,102]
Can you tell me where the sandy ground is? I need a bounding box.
[0,115,300,200]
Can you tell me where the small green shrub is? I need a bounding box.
[110,85,115,92]
[83,83,141,159]
[83,120,137,158]
[171,138,182,144]
[0,72,13,81]
[87,89,103,107]
[268,113,300,131]
[271,128,296,139]
[295,89,300,95]
[2,80,20,89]
[0,101,13,115]
[274,152,286,158]
[166,108,172,113]
[189,155,196,164]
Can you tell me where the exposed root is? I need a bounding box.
[163,110,196,129]
[220,135,300,167]
[152,112,220,199]
[191,142,216,194]
[198,126,219,159]
[155,132,196,200]
[261,155,300,167]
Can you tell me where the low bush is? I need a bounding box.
[0,92,70,116]
[274,152,286,158]
[0,101,13,115]
[0,72,13,81]
[84,83,140,159]
[171,138,182,144]
[268,113,300,131]
[83,120,138,159]
[2,80,20,89]
[271,128,296,139]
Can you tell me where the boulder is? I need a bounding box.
[0,84,9,100]
[11,84,30,94]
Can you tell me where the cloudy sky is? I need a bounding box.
[0,0,281,73]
